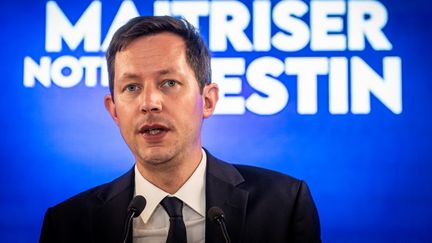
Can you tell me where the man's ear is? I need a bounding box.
[104,94,119,125]
[202,83,219,119]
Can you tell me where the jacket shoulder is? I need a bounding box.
[231,164,321,243]
[40,168,135,242]
[50,168,134,212]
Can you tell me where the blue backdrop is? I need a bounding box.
[1,0,431,242]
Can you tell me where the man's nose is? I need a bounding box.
[139,86,162,113]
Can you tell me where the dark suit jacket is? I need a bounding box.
[40,152,321,243]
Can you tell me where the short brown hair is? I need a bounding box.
[106,16,211,97]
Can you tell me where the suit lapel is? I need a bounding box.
[205,151,249,243]
[93,168,135,243]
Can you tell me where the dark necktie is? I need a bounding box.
[160,196,187,243]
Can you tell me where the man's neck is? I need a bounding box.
[135,148,203,194]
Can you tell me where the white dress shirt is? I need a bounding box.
[133,149,207,243]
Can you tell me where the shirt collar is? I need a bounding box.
[134,149,207,223]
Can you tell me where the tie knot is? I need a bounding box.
[160,196,183,218]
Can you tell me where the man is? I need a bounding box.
[40,16,321,243]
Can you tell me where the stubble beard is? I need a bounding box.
[136,145,180,170]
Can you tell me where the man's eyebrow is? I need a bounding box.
[118,69,179,81]
[157,69,176,75]
[118,72,141,81]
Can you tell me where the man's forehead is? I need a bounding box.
[111,32,197,86]
[123,32,186,51]
[115,34,187,65]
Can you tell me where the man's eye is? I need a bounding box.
[125,84,138,92]
[163,80,178,87]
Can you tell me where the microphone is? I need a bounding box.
[208,207,231,243]
[121,195,146,243]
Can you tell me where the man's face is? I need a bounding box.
[105,32,218,168]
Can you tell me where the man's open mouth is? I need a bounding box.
[146,128,164,135]
[139,124,169,136]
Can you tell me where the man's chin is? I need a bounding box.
[136,148,177,166]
